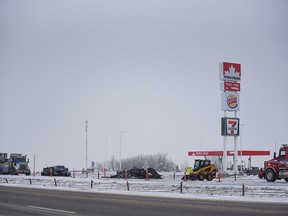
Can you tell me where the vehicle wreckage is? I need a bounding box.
[110,167,162,179]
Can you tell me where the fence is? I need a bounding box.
[1,175,287,199]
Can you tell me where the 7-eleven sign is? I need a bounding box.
[221,117,240,136]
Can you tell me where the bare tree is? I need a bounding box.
[102,153,176,171]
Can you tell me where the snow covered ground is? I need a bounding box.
[1,172,288,204]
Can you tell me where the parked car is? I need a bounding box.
[245,167,260,176]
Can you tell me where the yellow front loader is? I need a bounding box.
[185,159,216,181]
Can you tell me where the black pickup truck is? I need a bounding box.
[41,165,71,176]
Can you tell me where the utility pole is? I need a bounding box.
[85,120,88,177]
[105,137,108,170]
[120,131,125,170]
[33,154,36,176]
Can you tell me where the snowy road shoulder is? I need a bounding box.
[0,173,287,204]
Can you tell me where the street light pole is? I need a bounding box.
[85,120,88,177]
[105,137,108,170]
[200,140,203,151]
[33,154,36,177]
[120,131,125,170]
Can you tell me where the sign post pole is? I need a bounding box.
[233,111,238,174]
[223,111,227,173]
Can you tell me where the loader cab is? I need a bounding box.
[194,160,201,171]
[193,159,211,171]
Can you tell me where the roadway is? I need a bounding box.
[0,185,287,216]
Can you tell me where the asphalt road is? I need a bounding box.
[0,185,287,216]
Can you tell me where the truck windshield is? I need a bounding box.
[55,166,65,170]
[280,149,285,157]
[14,158,26,163]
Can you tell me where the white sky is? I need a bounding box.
[1,0,288,171]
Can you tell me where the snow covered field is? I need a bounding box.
[1,172,288,203]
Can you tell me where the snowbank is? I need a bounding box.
[1,172,287,203]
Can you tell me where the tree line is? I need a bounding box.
[94,153,177,172]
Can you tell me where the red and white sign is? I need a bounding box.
[227,119,238,135]
[219,62,241,81]
[221,117,240,136]
[226,118,239,135]
[220,81,240,92]
[188,151,223,156]
[188,150,270,157]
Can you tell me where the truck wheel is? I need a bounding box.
[197,173,205,181]
[285,178,288,183]
[265,169,276,182]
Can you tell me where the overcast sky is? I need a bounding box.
[1,0,287,171]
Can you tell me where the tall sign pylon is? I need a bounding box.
[219,62,241,174]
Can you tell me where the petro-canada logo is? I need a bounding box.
[220,62,241,81]
[227,94,238,109]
